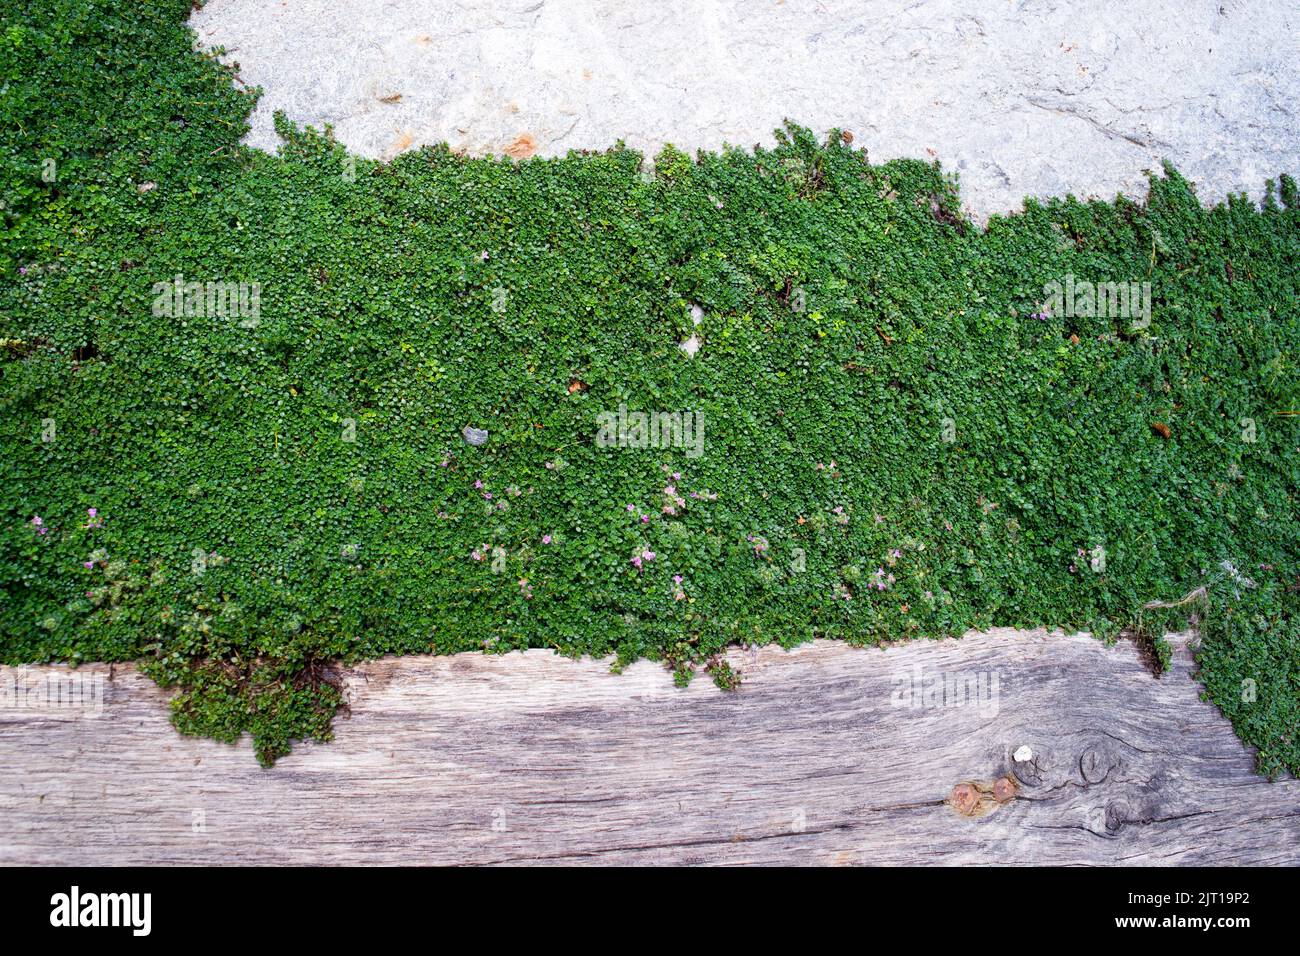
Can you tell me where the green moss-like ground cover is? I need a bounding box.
[2,1,1297,770]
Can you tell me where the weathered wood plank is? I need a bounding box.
[1,628,1296,865]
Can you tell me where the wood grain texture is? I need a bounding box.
[2,628,1297,865]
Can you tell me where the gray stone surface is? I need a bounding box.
[191,0,1299,219]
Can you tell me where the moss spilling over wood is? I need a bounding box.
[1,1,1297,770]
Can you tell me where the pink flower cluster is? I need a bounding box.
[29,507,100,538]
[661,483,686,516]
[625,468,719,525]
[622,468,713,585]
[473,477,515,511]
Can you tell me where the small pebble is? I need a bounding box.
[461,426,488,446]
[1013,745,1034,762]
